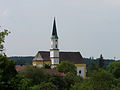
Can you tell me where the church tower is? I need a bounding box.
[50,18,59,68]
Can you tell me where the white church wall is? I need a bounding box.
[50,50,59,57]
[77,66,85,78]
[51,58,59,64]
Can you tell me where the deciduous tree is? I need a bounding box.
[0,27,10,51]
[39,82,58,90]
[20,66,49,85]
[56,61,77,74]
[108,62,120,78]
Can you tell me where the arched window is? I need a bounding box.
[79,70,81,74]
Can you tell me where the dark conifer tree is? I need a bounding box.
[98,54,104,68]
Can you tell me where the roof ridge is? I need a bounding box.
[38,51,80,53]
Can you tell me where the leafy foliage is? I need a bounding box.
[39,82,58,90]
[56,61,77,74]
[108,62,120,78]
[30,85,40,90]
[48,75,66,90]
[90,69,114,90]
[8,74,31,90]
[71,69,115,90]
[30,82,58,90]
[0,55,17,81]
[70,80,92,90]
[0,55,31,90]
[19,66,50,85]
[64,72,83,90]
[0,28,10,50]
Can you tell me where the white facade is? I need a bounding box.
[51,39,58,49]
[50,50,59,58]
[77,66,85,78]
[50,38,59,65]
[51,58,59,65]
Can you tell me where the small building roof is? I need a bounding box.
[44,69,65,76]
[33,51,84,64]
[15,65,26,72]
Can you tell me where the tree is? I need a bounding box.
[89,69,114,90]
[0,28,31,90]
[64,72,83,90]
[0,27,10,51]
[9,74,31,90]
[70,80,92,90]
[19,66,50,85]
[56,61,77,74]
[0,55,17,89]
[30,82,58,90]
[39,82,58,90]
[48,75,66,90]
[98,54,104,68]
[88,62,99,77]
[108,62,120,78]
[70,69,115,90]
[0,55,31,90]
[113,78,120,90]
[30,85,40,90]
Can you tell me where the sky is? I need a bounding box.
[0,0,120,59]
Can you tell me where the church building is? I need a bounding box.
[32,18,86,78]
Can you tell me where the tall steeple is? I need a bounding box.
[51,18,58,39]
[50,18,59,68]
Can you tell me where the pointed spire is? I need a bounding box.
[51,18,58,39]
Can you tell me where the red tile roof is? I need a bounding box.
[44,69,65,76]
[15,65,26,72]
[15,66,65,76]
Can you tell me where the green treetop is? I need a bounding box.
[0,26,10,52]
[56,61,77,74]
